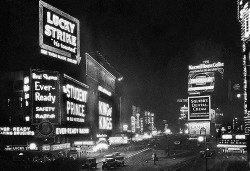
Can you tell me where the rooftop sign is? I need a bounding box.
[39,1,81,64]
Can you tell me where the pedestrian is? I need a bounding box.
[152,153,157,165]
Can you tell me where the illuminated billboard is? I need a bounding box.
[188,72,215,95]
[39,1,81,64]
[188,96,211,121]
[86,53,116,91]
[188,121,210,135]
[62,74,88,124]
[131,116,135,133]
[31,70,59,124]
[99,100,112,130]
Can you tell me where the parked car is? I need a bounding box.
[82,157,97,169]
[102,158,118,170]
[112,152,121,157]
[115,156,125,167]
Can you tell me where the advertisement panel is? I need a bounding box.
[188,96,211,121]
[86,53,115,91]
[31,70,59,124]
[188,72,215,95]
[39,1,81,64]
[99,100,112,130]
[109,137,128,145]
[131,116,135,133]
[62,74,88,125]
[188,121,210,135]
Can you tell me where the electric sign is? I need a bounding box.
[62,74,88,124]
[188,96,211,121]
[39,1,81,64]
[99,100,112,130]
[188,72,215,95]
[31,70,59,124]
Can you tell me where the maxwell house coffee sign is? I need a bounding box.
[39,1,81,64]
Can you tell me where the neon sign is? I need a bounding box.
[188,72,215,95]
[62,75,88,124]
[99,101,112,130]
[0,127,35,136]
[98,86,112,96]
[188,62,224,71]
[55,128,89,135]
[188,96,211,121]
[131,116,135,133]
[39,1,81,64]
[31,70,59,124]
[5,145,38,151]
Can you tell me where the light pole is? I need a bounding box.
[199,127,207,171]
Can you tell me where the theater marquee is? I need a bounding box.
[39,1,81,64]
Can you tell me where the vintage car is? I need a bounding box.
[102,158,118,170]
[115,156,125,167]
[82,157,97,169]
[112,152,121,157]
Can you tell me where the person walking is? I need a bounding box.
[152,153,157,165]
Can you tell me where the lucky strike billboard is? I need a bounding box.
[99,100,112,130]
[188,72,215,95]
[31,70,59,124]
[39,0,81,64]
[62,74,88,125]
[188,96,210,121]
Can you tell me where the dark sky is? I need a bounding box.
[79,0,242,126]
[2,0,243,128]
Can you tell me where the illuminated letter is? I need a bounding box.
[44,25,51,36]
[47,12,53,25]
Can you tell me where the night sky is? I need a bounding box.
[79,0,242,127]
[2,0,243,128]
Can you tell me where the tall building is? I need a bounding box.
[0,0,122,157]
[238,0,250,134]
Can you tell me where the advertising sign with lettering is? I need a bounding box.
[31,70,59,124]
[188,96,211,121]
[86,53,116,91]
[62,74,88,125]
[39,1,81,65]
[99,100,112,130]
[188,121,210,135]
[188,72,215,95]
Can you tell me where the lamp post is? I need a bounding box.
[199,127,207,171]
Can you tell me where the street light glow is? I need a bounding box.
[198,136,204,142]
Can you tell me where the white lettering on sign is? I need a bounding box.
[63,84,87,102]
[35,92,56,103]
[36,107,55,112]
[66,101,85,117]
[99,116,112,130]
[99,101,112,117]
[55,128,89,135]
[189,62,224,70]
[35,114,55,119]
[35,81,54,91]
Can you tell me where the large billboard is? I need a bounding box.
[31,70,59,124]
[62,74,88,125]
[188,121,210,136]
[188,96,211,121]
[99,100,112,130]
[86,53,116,91]
[188,72,215,95]
[39,1,81,64]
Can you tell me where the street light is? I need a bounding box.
[199,127,207,171]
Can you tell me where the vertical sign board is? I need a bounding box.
[131,116,135,133]
[99,100,112,130]
[188,96,211,121]
[62,74,88,125]
[39,1,81,65]
[31,70,59,124]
